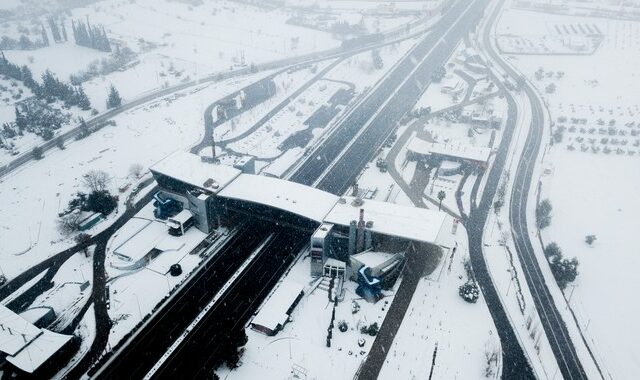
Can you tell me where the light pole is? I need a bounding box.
[133,293,142,320]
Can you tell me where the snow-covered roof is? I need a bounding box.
[219,174,339,222]
[324,258,346,269]
[351,251,398,269]
[6,329,72,373]
[324,196,453,248]
[407,137,491,163]
[167,209,193,225]
[0,304,43,356]
[150,151,241,193]
[262,148,303,178]
[0,305,72,373]
[251,280,304,333]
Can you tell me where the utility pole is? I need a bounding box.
[211,132,217,162]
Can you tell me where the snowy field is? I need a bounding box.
[0,72,267,281]
[0,0,342,161]
[497,5,640,377]
[540,151,640,378]
[379,225,500,380]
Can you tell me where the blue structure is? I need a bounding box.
[355,266,382,303]
[153,192,182,220]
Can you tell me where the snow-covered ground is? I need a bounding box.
[379,225,500,380]
[219,251,399,380]
[324,38,418,92]
[496,5,640,377]
[414,71,467,113]
[104,203,214,350]
[0,72,266,281]
[1,0,342,162]
[540,151,639,378]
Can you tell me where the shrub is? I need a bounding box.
[536,199,552,229]
[585,235,597,245]
[459,282,480,303]
[85,190,118,215]
[32,146,43,159]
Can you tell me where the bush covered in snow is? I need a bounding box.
[544,242,579,290]
[360,322,379,336]
[535,199,553,229]
[459,282,480,303]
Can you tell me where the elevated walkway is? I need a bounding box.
[151,152,454,248]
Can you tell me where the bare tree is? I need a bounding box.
[437,190,446,211]
[129,163,144,179]
[82,170,112,192]
[57,213,79,234]
[75,233,92,257]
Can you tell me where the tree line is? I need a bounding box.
[1,16,111,53]
[72,19,111,52]
[1,52,93,143]
[1,52,91,108]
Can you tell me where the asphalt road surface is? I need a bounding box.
[92,220,274,379]
[91,1,498,378]
[482,0,592,378]
[149,226,310,379]
[291,0,489,196]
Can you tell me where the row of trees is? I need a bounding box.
[0,53,92,108]
[0,17,69,50]
[12,100,70,140]
[47,16,69,44]
[0,35,47,50]
[72,19,111,52]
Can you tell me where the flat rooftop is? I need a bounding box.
[0,305,72,373]
[219,173,339,222]
[151,151,241,193]
[325,196,453,248]
[407,137,491,164]
[0,304,42,356]
[251,280,304,333]
[6,329,72,374]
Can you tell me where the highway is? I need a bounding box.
[143,0,498,378]
[0,15,436,180]
[90,220,275,379]
[480,0,593,378]
[291,0,489,195]
[90,1,500,378]
[149,227,309,379]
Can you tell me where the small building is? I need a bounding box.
[311,223,334,277]
[166,209,194,236]
[407,137,492,167]
[77,212,104,231]
[233,156,256,174]
[0,305,73,374]
[323,258,346,281]
[350,251,404,281]
[150,151,242,233]
[251,280,304,336]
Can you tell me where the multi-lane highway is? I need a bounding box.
[87,1,522,378]
[144,1,498,378]
[292,0,490,196]
[0,15,436,180]
[480,0,595,378]
[148,227,309,379]
[90,220,275,379]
